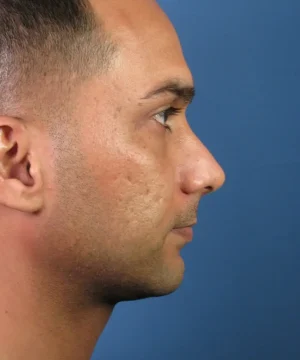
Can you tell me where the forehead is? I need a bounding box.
[89,0,193,87]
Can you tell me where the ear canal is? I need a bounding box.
[9,157,34,187]
[0,120,44,213]
[6,142,18,158]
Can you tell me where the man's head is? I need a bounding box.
[0,0,225,306]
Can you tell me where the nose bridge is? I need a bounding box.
[178,130,226,195]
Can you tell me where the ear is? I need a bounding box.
[0,117,44,213]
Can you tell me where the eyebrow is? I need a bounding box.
[141,79,196,104]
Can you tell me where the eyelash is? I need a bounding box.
[154,107,182,132]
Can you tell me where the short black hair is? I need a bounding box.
[0,0,116,114]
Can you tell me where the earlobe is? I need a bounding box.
[0,118,44,213]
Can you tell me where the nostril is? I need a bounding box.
[204,185,213,194]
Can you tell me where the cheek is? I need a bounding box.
[85,131,175,237]
[96,153,172,223]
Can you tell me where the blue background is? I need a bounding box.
[92,0,300,359]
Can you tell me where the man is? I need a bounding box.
[0,0,225,359]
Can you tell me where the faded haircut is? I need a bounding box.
[0,0,117,115]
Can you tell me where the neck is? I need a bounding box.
[0,238,114,360]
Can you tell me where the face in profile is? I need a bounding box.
[37,0,225,305]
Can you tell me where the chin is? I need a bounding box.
[98,248,186,305]
[112,281,184,304]
[104,258,185,304]
[148,277,184,298]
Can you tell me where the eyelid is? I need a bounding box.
[153,106,183,132]
[145,93,190,117]
[150,104,173,116]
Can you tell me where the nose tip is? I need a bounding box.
[179,134,226,196]
[180,156,225,196]
[205,163,226,195]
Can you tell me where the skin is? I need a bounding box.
[0,0,225,359]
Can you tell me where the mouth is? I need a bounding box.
[171,226,194,242]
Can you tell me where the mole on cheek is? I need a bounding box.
[126,174,133,184]
[113,106,122,119]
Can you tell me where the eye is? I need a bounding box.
[153,107,181,131]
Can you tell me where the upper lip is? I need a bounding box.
[173,221,197,229]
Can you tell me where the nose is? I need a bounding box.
[178,132,226,196]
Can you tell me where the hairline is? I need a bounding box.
[0,0,119,117]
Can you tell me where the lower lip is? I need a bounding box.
[171,227,193,242]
